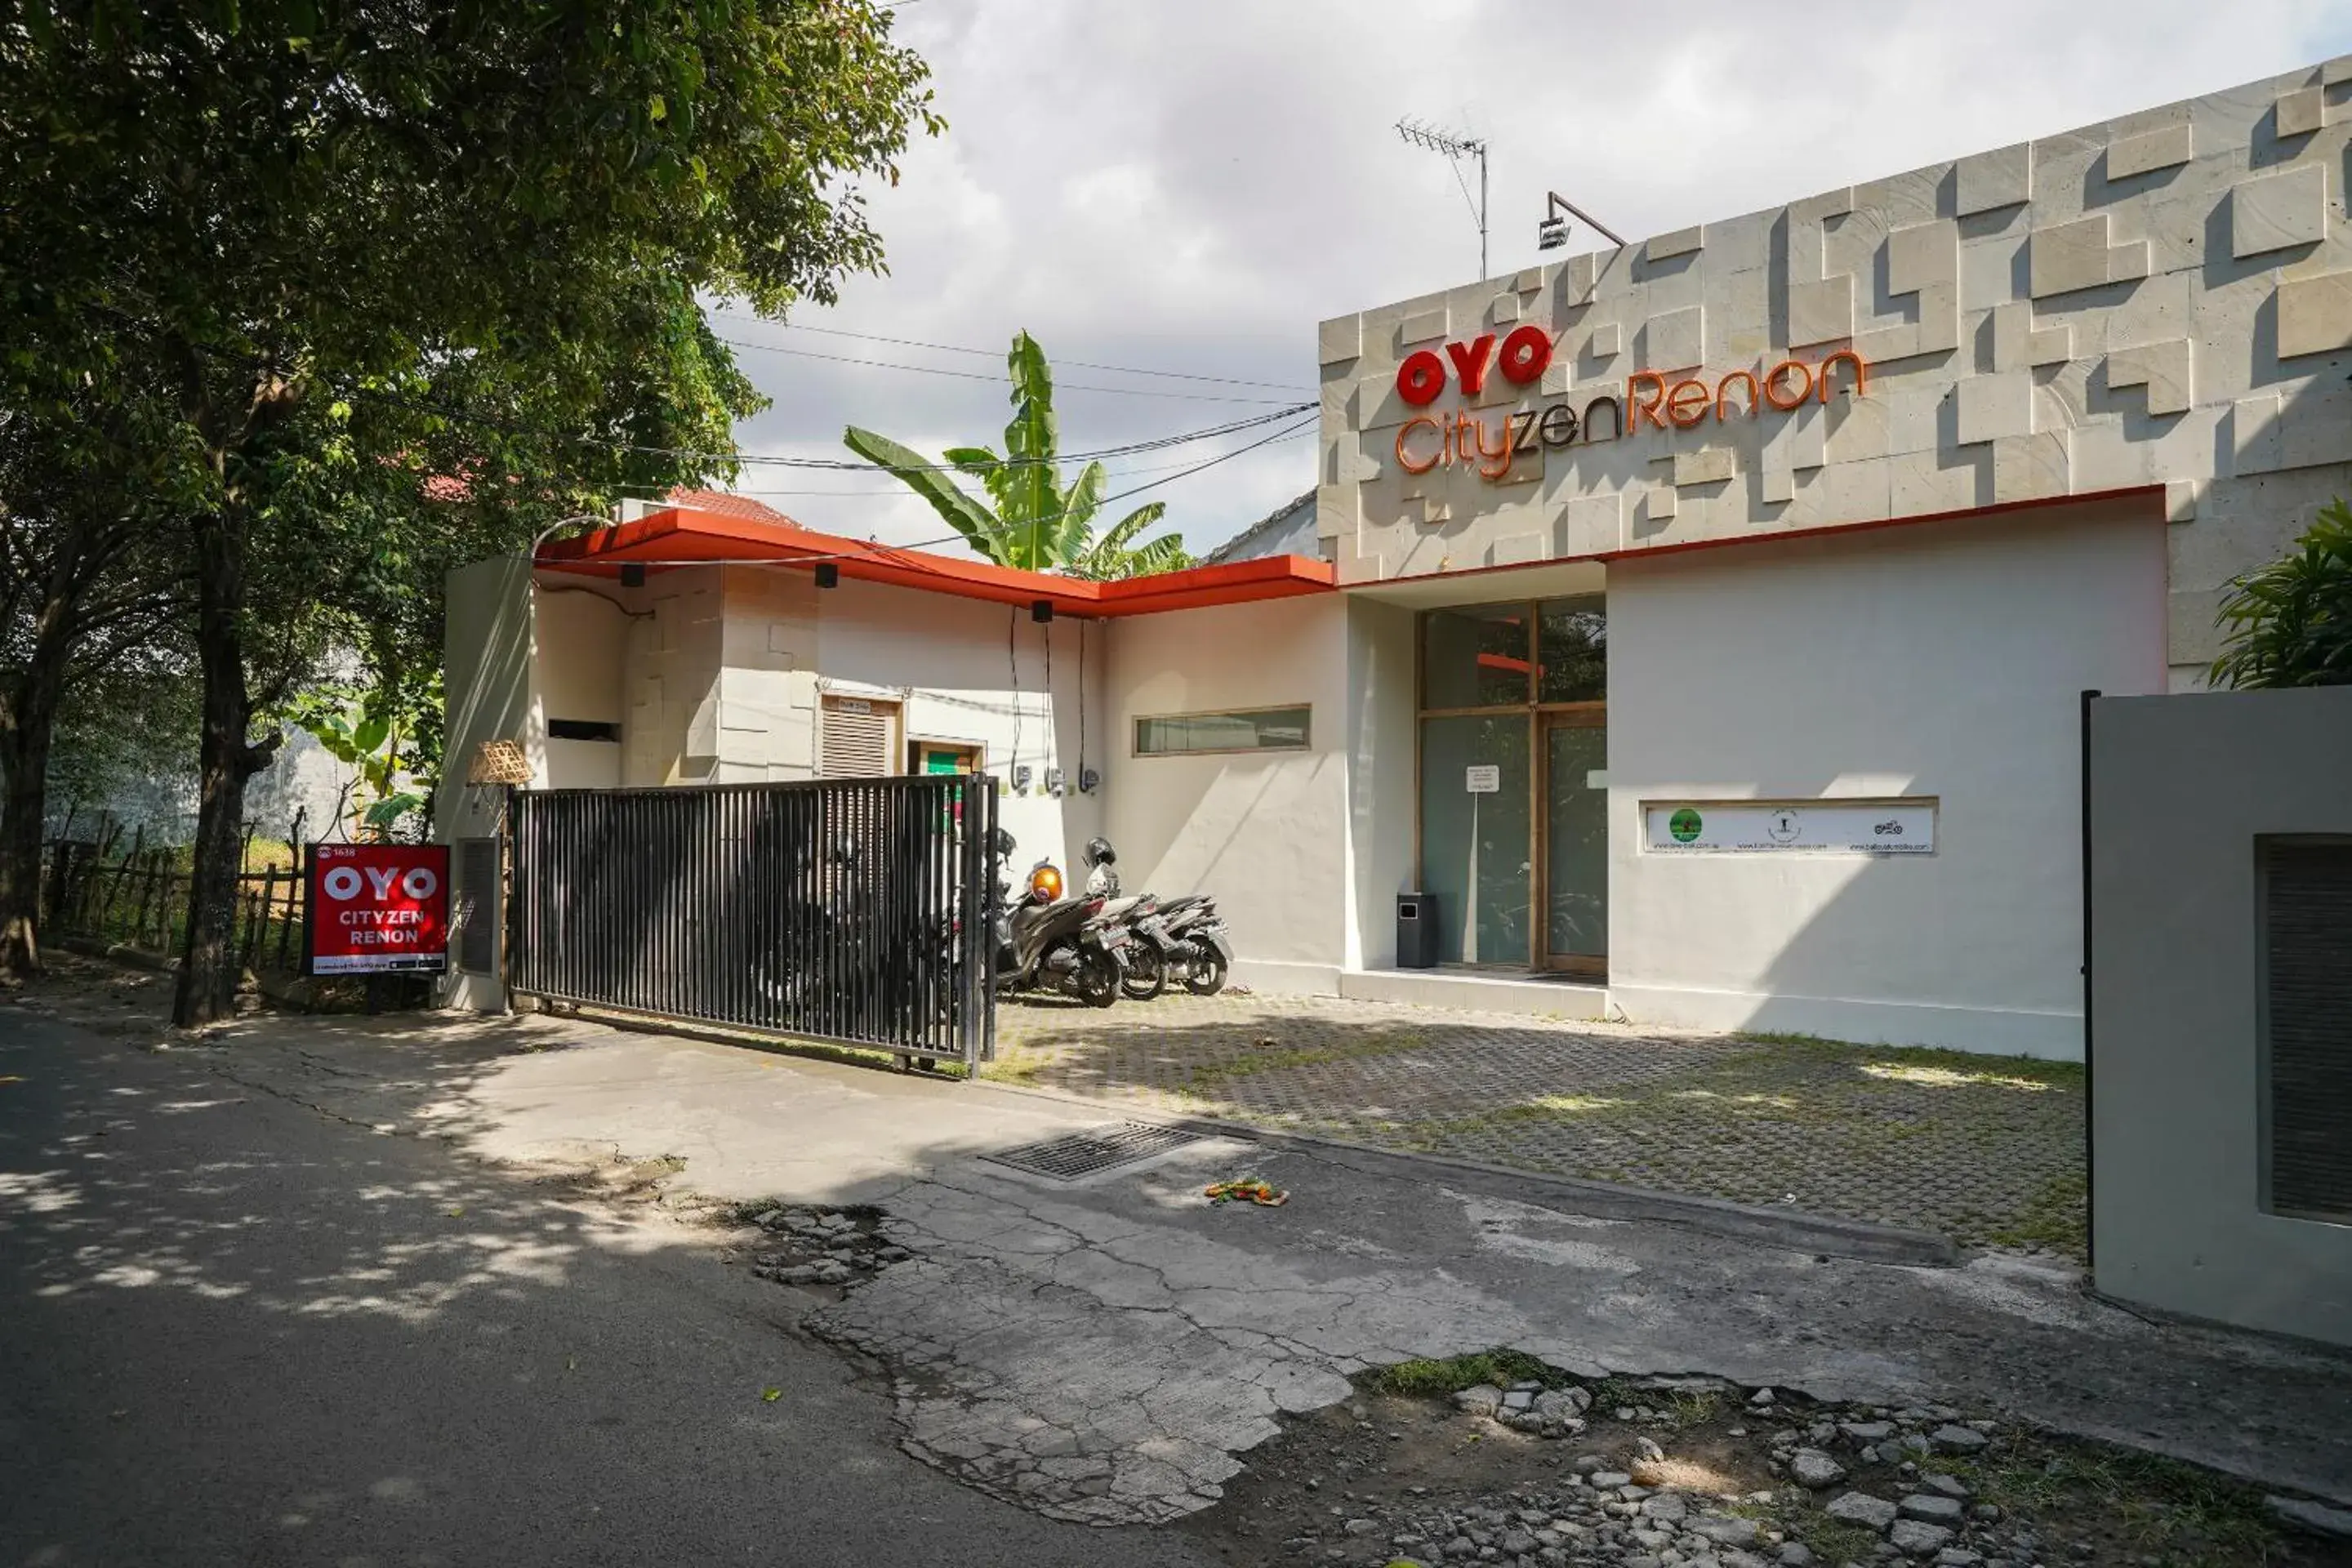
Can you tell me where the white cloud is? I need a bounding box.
[716,0,2351,555]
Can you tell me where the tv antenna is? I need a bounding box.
[1396,118,1488,279]
[1537,190,1627,254]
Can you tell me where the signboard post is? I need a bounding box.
[305,843,452,975]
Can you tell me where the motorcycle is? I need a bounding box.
[1079,839,1171,1002]
[989,831,1125,1008]
[1152,895,1233,996]
[1078,838,1232,1000]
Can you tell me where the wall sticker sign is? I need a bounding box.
[306,842,452,974]
[1643,800,1936,856]
[1392,334,1869,484]
[1464,764,1502,794]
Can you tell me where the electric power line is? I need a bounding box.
[608,427,1317,500]
[711,313,1316,394]
[542,413,1319,572]
[711,335,1304,405]
[348,385,1312,473]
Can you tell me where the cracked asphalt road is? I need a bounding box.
[10,966,2352,1544]
[0,1004,1210,1568]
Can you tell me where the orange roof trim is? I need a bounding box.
[537,505,1336,618]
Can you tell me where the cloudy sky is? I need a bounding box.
[707,1,2350,559]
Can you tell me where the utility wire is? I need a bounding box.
[607,426,1319,501]
[715,336,1303,405]
[713,314,1316,394]
[538,414,1318,573]
[348,385,1312,472]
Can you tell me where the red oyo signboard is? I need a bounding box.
[307,843,451,975]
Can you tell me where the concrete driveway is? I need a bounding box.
[16,960,2342,1535]
[991,992,2087,1254]
[0,997,1209,1568]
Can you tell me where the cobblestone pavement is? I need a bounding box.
[986,994,2086,1255]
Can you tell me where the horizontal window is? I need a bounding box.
[547,719,621,743]
[1134,705,1311,757]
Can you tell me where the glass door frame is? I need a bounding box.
[1537,707,1607,979]
[1414,598,1606,975]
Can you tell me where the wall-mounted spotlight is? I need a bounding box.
[1536,190,1627,256]
[1030,599,1055,623]
[813,562,840,589]
[618,563,647,588]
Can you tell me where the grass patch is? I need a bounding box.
[978,1054,1049,1086]
[1180,1036,1426,1095]
[1663,1386,1723,1429]
[1943,1433,2292,1568]
[1980,1169,2089,1258]
[1369,1350,1569,1397]
[1735,1031,2086,1087]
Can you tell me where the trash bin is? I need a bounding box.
[1396,891,1438,969]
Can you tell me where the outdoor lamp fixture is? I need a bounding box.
[813,562,840,589]
[618,563,647,587]
[1536,190,1628,255]
[1030,599,1055,623]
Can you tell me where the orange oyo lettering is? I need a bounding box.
[1625,371,1668,432]
[1714,368,1759,421]
[1475,414,1513,479]
[1665,379,1712,429]
[1815,349,1869,402]
[1395,416,1442,474]
[1762,359,1815,411]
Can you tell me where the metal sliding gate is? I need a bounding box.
[510,776,1000,1067]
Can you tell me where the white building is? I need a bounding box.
[444,58,2352,1060]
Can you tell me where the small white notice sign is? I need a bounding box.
[1645,800,1936,855]
[1464,764,1502,794]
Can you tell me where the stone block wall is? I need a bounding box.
[615,566,817,786]
[1316,57,2352,677]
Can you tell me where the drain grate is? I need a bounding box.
[982,1121,1205,1181]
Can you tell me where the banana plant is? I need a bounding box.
[844,332,1192,578]
[284,683,430,837]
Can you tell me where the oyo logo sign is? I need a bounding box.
[1395,326,1555,405]
[322,862,440,902]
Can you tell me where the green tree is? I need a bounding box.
[0,359,190,973]
[2210,501,2352,690]
[844,332,1192,577]
[1,0,938,1022]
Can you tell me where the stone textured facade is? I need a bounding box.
[1315,57,2352,670]
[618,564,822,785]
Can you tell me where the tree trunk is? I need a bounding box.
[0,591,85,978]
[173,506,274,1026]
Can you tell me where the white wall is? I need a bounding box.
[435,554,535,1013]
[1606,497,2169,1057]
[817,577,1106,880]
[1104,594,1351,991]
[532,583,628,789]
[438,555,533,843]
[1344,596,1417,970]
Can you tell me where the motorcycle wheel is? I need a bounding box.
[1182,949,1229,997]
[1072,953,1120,1008]
[1119,947,1168,1002]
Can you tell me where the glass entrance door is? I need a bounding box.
[1416,595,1608,973]
[1541,714,1608,974]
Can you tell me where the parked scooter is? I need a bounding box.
[990,831,1125,1007]
[1080,838,1171,1000]
[1079,838,1232,1000]
[1151,894,1232,996]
